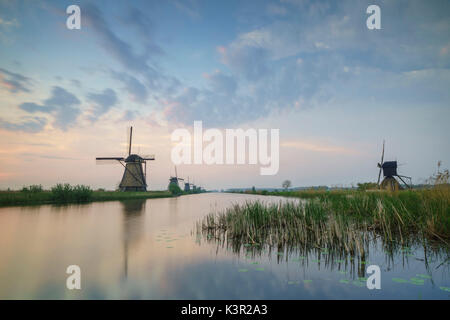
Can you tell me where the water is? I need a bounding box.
[0,193,448,299]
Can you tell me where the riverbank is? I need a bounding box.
[200,187,450,254]
[0,189,173,207]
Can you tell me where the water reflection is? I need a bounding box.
[0,193,448,299]
[197,223,449,282]
[120,199,146,279]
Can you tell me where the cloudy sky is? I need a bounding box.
[0,0,449,190]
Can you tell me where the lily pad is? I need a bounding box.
[303,280,312,284]
[392,278,409,283]
[255,267,265,271]
[339,279,350,284]
[439,286,450,292]
[409,277,425,285]
[358,277,368,282]
[416,274,432,279]
[352,280,365,287]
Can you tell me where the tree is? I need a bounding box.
[169,183,182,195]
[282,180,292,190]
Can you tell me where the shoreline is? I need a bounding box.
[0,190,175,208]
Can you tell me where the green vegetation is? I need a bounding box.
[169,183,182,195]
[357,182,378,191]
[51,183,93,202]
[0,184,172,207]
[198,187,450,258]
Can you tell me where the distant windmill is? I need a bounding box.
[96,127,155,191]
[184,176,191,192]
[377,140,412,190]
[168,166,184,190]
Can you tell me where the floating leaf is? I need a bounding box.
[255,267,264,271]
[358,277,368,282]
[410,277,424,283]
[238,269,248,272]
[287,281,295,285]
[251,262,259,265]
[392,278,408,283]
[339,271,347,274]
[352,280,365,287]
[336,259,345,263]
[439,286,450,292]
[339,279,350,284]
[416,274,432,279]
[303,280,312,284]
[277,252,284,256]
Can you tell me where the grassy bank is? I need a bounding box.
[0,185,172,207]
[199,188,450,257]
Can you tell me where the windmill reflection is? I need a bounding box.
[120,199,146,279]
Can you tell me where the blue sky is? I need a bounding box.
[0,0,449,190]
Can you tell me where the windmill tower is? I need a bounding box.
[184,176,191,192]
[96,127,155,191]
[377,140,412,190]
[168,166,184,190]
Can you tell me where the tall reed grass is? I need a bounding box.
[198,188,450,259]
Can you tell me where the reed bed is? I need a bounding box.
[198,188,450,259]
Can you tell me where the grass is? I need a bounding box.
[198,187,450,259]
[0,184,172,207]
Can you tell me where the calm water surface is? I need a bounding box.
[0,193,448,299]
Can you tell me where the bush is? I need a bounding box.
[169,183,182,195]
[357,182,378,191]
[51,183,93,202]
[73,185,93,202]
[21,184,43,193]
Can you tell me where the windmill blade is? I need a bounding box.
[377,140,385,185]
[96,157,124,165]
[126,126,133,156]
[96,157,124,161]
[377,167,382,185]
[142,154,155,160]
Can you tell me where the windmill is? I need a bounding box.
[168,166,184,190]
[184,176,191,192]
[96,127,155,191]
[377,140,412,190]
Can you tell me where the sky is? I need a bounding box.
[0,0,449,191]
